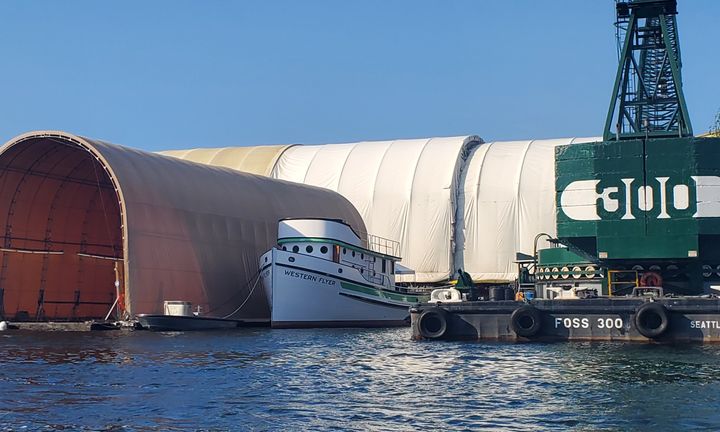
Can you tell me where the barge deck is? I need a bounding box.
[411,297,720,342]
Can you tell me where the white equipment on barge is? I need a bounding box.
[260,218,430,328]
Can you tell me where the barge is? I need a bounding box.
[413,0,720,343]
[411,296,720,342]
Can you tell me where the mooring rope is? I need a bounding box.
[221,270,262,319]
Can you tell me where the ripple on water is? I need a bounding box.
[1,328,720,430]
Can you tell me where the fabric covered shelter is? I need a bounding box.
[457,137,599,282]
[0,131,365,322]
[161,136,603,284]
[159,145,294,176]
[270,136,482,283]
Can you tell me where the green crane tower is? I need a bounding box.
[604,0,692,141]
[549,0,720,295]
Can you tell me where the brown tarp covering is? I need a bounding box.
[0,131,366,322]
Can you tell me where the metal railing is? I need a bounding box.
[607,270,638,296]
[367,234,400,257]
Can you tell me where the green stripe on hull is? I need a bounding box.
[339,281,428,304]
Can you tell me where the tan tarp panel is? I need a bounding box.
[0,131,365,321]
[159,145,294,176]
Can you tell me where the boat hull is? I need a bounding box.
[136,314,249,331]
[261,249,422,328]
[411,297,720,343]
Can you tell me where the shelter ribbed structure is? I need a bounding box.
[167,136,600,283]
[0,131,365,321]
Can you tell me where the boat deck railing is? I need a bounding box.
[367,234,400,257]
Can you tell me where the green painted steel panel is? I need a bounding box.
[537,247,591,266]
[556,137,720,262]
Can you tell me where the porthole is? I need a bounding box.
[338,268,343,274]
[320,246,328,254]
[306,245,313,253]
[361,253,364,260]
[292,246,299,253]
[343,248,347,255]
[282,246,287,251]
[289,257,295,263]
[352,251,356,257]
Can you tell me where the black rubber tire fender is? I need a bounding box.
[418,307,448,339]
[634,302,669,339]
[510,305,543,338]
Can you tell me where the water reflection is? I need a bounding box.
[1,328,719,430]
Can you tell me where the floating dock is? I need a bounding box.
[0,320,135,332]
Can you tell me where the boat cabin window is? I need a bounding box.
[390,261,394,274]
[282,246,287,251]
[306,245,313,253]
[382,259,386,273]
[320,246,328,254]
[343,248,347,255]
[352,251,356,257]
[292,245,299,253]
[360,253,364,260]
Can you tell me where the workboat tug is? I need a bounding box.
[411,0,720,343]
[260,218,431,328]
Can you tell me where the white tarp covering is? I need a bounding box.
[271,136,482,283]
[457,137,599,282]
[164,135,603,284]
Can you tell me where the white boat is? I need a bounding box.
[260,218,431,328]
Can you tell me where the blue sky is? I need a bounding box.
[1,1,719,151]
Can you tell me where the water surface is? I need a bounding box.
[1,328,719,431]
